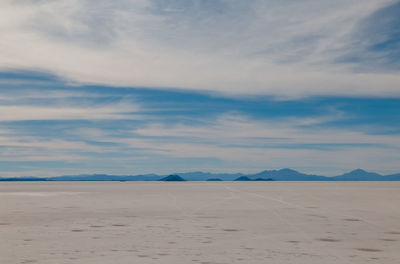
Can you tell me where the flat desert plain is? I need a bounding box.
[0,182,399,264]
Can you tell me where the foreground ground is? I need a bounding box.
[0,182,399,264]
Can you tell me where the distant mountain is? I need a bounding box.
[234,176,252,181]
[174,172,243,181]
[0,177,47,181]
[159,175,186,181]
[331,169,400,181]
[207,178,223,181]
[47,174,160,181]
[383,173,400,181]
[249,168,327,181]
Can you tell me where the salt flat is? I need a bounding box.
[0,182,399,264]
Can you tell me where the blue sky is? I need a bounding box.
[0,0,399,177]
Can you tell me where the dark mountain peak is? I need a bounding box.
[278,168,299,174]
[343,169,380,176]
[234,176,252,181]
[159,175,186,181]
[349,168,367,174]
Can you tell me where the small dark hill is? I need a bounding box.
[254,178,274,181]
[234,176,252,181]
[207,178,223,181]
[159,175,186,181]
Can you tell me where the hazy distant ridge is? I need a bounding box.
[1,169,400,181]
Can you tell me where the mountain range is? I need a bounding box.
[1,169,400,181]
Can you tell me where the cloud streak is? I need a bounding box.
[0,87,142,121]
[0,103,140,121]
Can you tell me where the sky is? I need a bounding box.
[0,0,399,177]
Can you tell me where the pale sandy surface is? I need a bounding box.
[0,182,399,264]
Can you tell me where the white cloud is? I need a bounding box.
[1,0,399,97]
